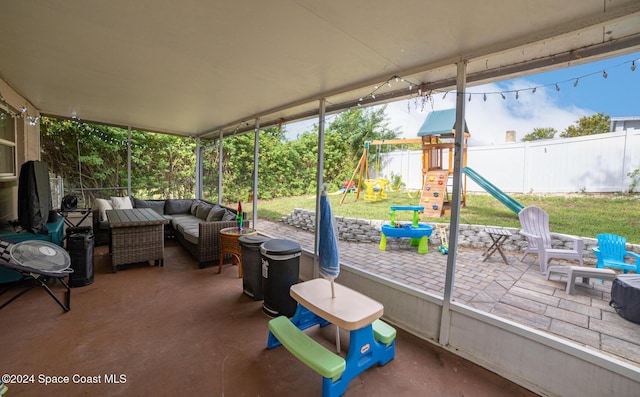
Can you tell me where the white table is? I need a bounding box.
[282,278,394,397]
[289,278,383,330]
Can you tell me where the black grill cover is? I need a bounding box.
[610,275,640,324]
[17,160,52,234]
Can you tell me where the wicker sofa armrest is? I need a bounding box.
[199,220,249,257]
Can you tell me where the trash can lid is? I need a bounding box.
[238,235,270,246]
[260,239,301,256]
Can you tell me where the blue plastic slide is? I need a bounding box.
[462,167,524,214]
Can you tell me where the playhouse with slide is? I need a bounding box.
[341,108,470,217]
[341,108,524,218]
[367,109,524,252]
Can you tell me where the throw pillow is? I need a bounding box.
[95,198,113,221]
[196,204,212,220]
[111,196,133,210]
[190,200,200,216]
[206,206,226,222]
[221,209,236,221]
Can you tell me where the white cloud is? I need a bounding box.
[285,79,593,146]
[383,80,592,146]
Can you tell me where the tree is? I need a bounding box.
[325,106,399,158]
[41,106,398,204]
[560,113,610,138]
[41,117,196,201]
[521,127,557,142]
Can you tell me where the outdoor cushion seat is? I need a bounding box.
[92,198,246,268]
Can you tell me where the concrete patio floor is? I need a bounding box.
[256,219,640,369]
[1,238,536,397]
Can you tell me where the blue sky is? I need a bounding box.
[287,51,640,146]
[496,51,640,117]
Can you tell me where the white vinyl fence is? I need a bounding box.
[379,129,640,194]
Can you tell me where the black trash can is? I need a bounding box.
[260,239,301,317]
[239,235,271,300]
[66,226,94,287]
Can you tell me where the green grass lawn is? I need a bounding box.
[255,191,640,243]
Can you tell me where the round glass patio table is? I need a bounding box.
[218,227,257,277]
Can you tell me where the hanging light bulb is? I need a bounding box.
[387,81,392,88]
[631,61,636,71]
[515,91,519,100]
[483,93,487,101]
[395,76,399,82]
[555,84,560,91]
[602,70,608,78]
[500,92,506,100]
[371,93,375,99]
[468,93,472,102]
[532,87,537,93]
[573,79,579,87]
[442,91,448,99]
[408,84,413,91]
[418,88,422,96]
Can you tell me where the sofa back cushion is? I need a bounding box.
[165,199,195,215]
[133,198,165,215]
[221,209,237,221]
[195,203,212,220]
[206,205,227,222]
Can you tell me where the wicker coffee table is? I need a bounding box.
[218,227,257,277]
[106,208,169,272]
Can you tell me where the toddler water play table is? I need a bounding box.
[379,206,433,254]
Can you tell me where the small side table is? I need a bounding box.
[482,227,512,265]
[219,227,257,277]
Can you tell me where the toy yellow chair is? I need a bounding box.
[363,179,379,201]
[376,178,389,200]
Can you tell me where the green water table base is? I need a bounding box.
[379,224,431,254]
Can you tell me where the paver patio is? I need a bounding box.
[257,219,640,368]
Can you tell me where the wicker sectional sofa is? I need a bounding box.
[93,198,247,268]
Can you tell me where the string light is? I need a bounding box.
[402,55,640,110]
[0,89,41,125]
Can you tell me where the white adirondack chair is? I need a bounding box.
[518,206,584,274]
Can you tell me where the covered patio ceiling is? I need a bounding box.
[1,1,640,139]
